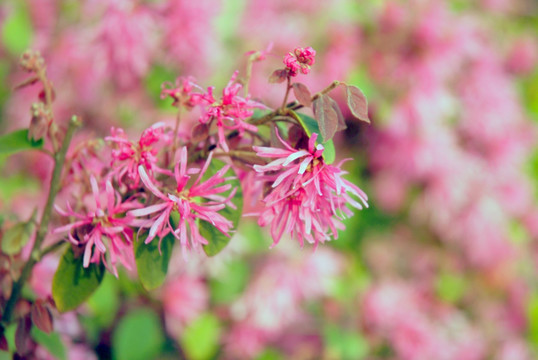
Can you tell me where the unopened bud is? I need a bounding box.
[19,50,45,73]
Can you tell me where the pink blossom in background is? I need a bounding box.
[158,0,221,76]
[93,2,157,90]
[163,275,209,337]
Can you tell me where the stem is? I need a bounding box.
[249,80,341,126]
[243,54,256,97]
[280,77,292,112]
[1,116,80,325]
[172,108,182,155]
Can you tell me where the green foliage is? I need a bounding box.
[180,313,221,360]
[113,309,165,360]
[1,3,33,56]
[31,327,66,360]
[52,247,105,312]
[134,231,175,290]
[528,293,538,347]
[201,159,243,256]
[0,129,44,156]
[296,112,336,164]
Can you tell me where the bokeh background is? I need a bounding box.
[1,0,538,359]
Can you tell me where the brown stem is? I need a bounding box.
[280,77,292,112]
[1,116,80,325]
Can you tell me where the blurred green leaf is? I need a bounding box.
[134,231,175,291]
[436,273,466,304]
[2,323,16,354]
[87,273,120,327]
[201,159,243,256]
[113,309,164,360]
[256,348,285,360]
[144,65,177,109]
[0,129,44,156]
[210,259,250,304]
[180,313,221,360]
[1,219,34,255]
[52,247,105,312]
[1,3,33,56]
[324,325,369,360]
[31,327,66,360]
[528,293,538,347]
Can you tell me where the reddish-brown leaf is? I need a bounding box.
[15,316,32,355]
[191,123,209,143]
[345,85,369,123]
[292,82,312,107]
[31,301,53,334]
[313,94,339,142]
[326,95,347,131]
[269,69,288,84]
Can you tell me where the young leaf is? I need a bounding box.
[52,247,105,313]
[200,159,243,256]
[30,301,53,334]
[269,69,287,84]
[328,95,347,131]
[295,112,336,164]
[112,309,164,360]
[0,129,44,156]
[15,316,32,356]
[292,82,312,107]
[312,94,339,142]
[134,231,174,291]
[345,85,370,123]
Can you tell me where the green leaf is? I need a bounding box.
[296,112,336,164]
[1,4,33,56]
[31,327,67,360]
[0,129,44,156]
[52,247,105,312]
[87,273,120,327]
[134,231,175,291]
[113,309,164,360]
[201,159,243,256]
[180,313,221,360]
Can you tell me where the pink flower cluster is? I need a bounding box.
[284,47,316,76]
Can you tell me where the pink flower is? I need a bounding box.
[105,123,170,188]
[253,132,368,247]
[283,46,316,76]
[198,71,264,151]
[54,177,140,276]
[128,147,236,255]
